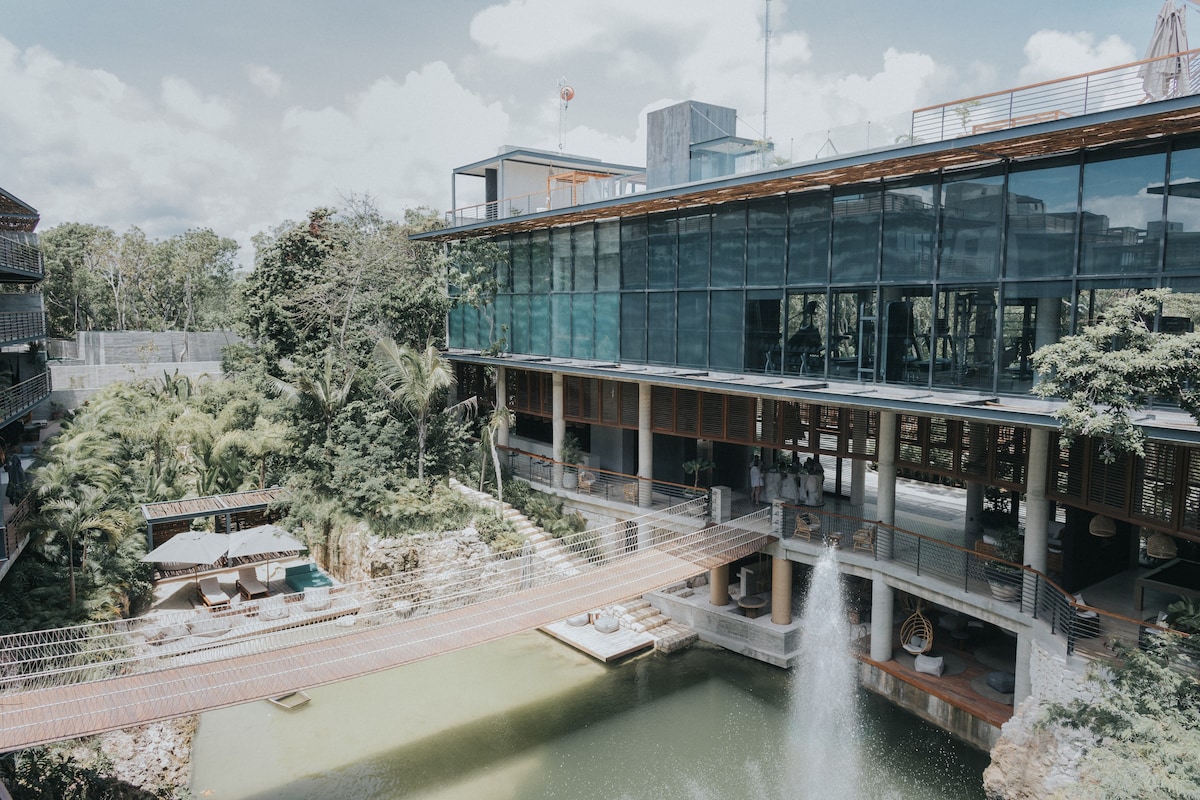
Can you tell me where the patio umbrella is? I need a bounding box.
[227,524,307,584]
[141,530,230,584]
[1141,0,1191,101]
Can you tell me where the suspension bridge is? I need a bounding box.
[0,501,771,752]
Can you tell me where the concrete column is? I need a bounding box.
[965,483,984,537]
[710,564,730,606]
[771,556,792,625]
[1034,295,1061,390]
[1014,630,1033,706]
[1022,427,1051,616]
[850,459,866,506]
[875,411,897,560]
[870,578,894,662]
[552,373,565,488]
[638,383,653,508]
[495,366,509,448]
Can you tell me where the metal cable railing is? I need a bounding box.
[0,233,43,276]
[779,502,1192,665]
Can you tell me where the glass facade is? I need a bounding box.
[451,138,1200,395]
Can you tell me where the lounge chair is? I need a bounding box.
[259,594,290,621]
[236,567,269,600]
[197,577,230,609]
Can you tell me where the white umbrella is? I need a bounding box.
[1141,1,1191,101]
[141,530,230,566]
[227,524,306,559]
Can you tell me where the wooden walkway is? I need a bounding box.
[0,524,770,751]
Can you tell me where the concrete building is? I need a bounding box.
[419,62,1200,746]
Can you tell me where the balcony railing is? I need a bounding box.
[0,312,48,346]
[446,172,647,228]
[912,48,1200,144]
[779,503,1190,666]
[497,444,707,511]
[0,233,43,278]
[0,372,51,429]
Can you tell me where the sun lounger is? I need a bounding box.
[236,567,269,600]
[197,577,231,609]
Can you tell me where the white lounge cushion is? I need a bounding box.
[302,586,331,612]
[914,654,944,676]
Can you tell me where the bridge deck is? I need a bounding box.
[1,521,770,751]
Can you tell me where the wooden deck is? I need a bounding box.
[540,620,654,662]
[0,526,770,751]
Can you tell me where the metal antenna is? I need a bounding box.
[557,77,574,152]
[762,0,771,150]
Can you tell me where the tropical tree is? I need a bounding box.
[1032,289,1200,461]
[373,338,458,481]
[480,404,514,503]
[34,486,133,611]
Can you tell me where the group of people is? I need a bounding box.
[749,453,823,504]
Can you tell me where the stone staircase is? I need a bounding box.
[448,478,588,574]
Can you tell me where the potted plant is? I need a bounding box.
[560,433,584,490]
[682,458,716,494]
[985,524,1023,601]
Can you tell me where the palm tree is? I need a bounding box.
[34,486,132,611]
[271,350,357,475]
[480,404,515,503]
[373,338,457,481]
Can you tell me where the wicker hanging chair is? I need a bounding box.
[900,602,934,655]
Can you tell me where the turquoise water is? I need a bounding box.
[190,632,988,799]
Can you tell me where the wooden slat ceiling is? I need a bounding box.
[141,487,288,523]
[422,104,1200,242]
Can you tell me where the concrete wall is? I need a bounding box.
[646,101,737,190]
[45,361,225,412]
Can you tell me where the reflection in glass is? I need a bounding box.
[788,191,830,285]
[833,186,881,282]
[745,292,783,373]
[571,294,593,359]
[1077,281,1156,328]
[748,197,786,286]
[879,289,932,386]
[1000,283,1069,393]
[940,171,1003,280]
[678,213,711,288]
[510,232,531,293]
[677,291,708,367]
[511,294,530,354]
[830,290,875,380]
[573,225,596,292]
[882,180,936,281]
[1161,277,1200,331]
[647,292,675,364]
[531,231,550,293]
[1005,160,1079,278]
[1080,149,1166,275]
[710,291,743,371]
[648,214,677,289]
[1165,143,1200,272]
[597,220,621,291]
[551,294,571,358]
[621,217,647,289]
[620,293,646,362]
[712,203,747,287]
[551,228,572,292]
[931,288,997,391]
[783,292,825,375]
[529,293,549,355]
[595,293,619,361]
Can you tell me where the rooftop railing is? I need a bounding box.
[912,48,1200,144]
[446,172,647,228]
[0,233,43,278]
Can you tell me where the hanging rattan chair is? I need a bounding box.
[900,602,934,655]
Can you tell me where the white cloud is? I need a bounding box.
[161,76,235,131]
[247,63,285,97]
[1018,31,1137,84]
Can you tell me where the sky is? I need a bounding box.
[0,1,1171,264]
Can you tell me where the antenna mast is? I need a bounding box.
[762,0,771,147]
[558,77,574,152]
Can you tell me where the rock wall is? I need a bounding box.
[982,639,1099,799]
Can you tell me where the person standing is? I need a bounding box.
[750,455,764,504]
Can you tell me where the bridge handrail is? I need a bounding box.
[779,503,1188,663]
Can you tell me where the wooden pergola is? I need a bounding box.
[140,487,288,550]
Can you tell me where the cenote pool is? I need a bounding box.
[190,631,988,799]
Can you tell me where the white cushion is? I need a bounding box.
[914,654,944,676]
[594,616,619,634]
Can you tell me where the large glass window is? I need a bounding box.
[784,291,825,376]
[573,225,596,291]
[787,191,830,285]
[1077,279,1157,329]
[510,233,531,293]
[1165,141,1200,272]
[530,231,550,293]
[551,294,571,357]
[529,293,550,355]
[620,293,646,362]
[931,288,998,391]
[711,202,746,287]
[1080,148,1166,275]
[677,291,708,367]
[595,293,620,361]
[596,220,621,291]
[878,289,932,386]
[999,282,1070,394]
[621,217,647,289]
[881,179,936,281]
[1006,158,1079,278]
[462,303,478,351]
[830,290,875,380]
[571,294,593,359]
[940,169,1003,280]
[677,213,711,288]
[551,228,572,292]
[490,294,511,353]
[647,292,675,364]
[832,186,881,282]
[745,292,783,373]
[710,291,743,371]
[747,196,786,286]
[648,214,677,289]
[511,294,530,354]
